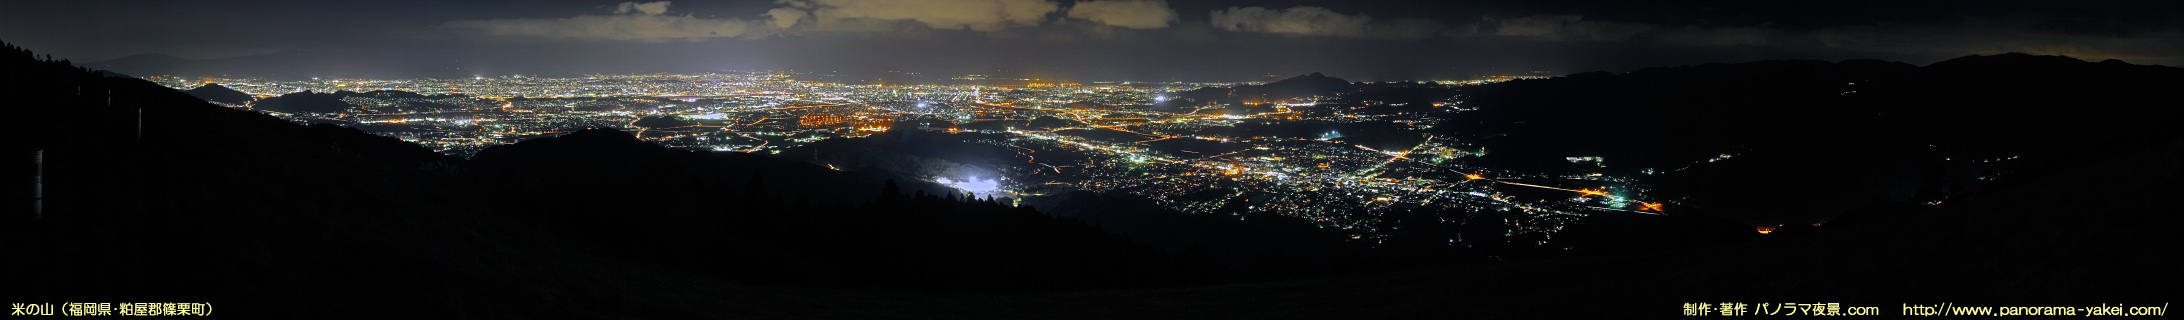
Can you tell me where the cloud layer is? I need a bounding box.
[446,1,767,41]
[1205,6,1453,39]
[1483,15,1769,46]
[614,1,670,15]
[1066,0,1178,29]
[787,0,1060,32]
[432,0,2182,68]
[1485,15,1654,41]
[1209,6,1371,37]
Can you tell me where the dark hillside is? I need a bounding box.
[943,139,2181,319]
[1453,55,2184,226]
[1,42,1201,317]
[247,90,359,114]
[180,83,253,105]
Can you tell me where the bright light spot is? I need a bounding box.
[687,113,729,120]
[937,176,999,195]
[1465,174,1484,180]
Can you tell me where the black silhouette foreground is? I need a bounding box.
[6,41,2176,318]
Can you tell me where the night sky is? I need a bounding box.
[5,0,2181,81]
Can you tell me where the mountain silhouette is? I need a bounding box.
[83,52,186,74]
[248,90,359,114]
[1236,72,1356,101]
[630,115,697,128]
[1163,72,1356,111]
[181,83,253,105]
[4,41,1198,316]
[84,50,472,80]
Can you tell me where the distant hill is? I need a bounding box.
[248,90,358,114]
[630,115,696,129]
[1450,54,2184,226]
[1163,72,1356,111]
[371,89,449,99]
[83,50,471,80]
[84,52,186,76]
[181,83,253,105]
[780,127,1017,181]
[1236,72,1356,101]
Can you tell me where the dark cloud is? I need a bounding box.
[1205,5,1460,39]
[1478,14,1772,46]
[1208,6,1373,37]
[785,0,1061,32]
[1650,26,1769,46]
[614,1,671,15]
[1066,0,1179,29]
[1482,15,1657,41]
[445,2,775,41]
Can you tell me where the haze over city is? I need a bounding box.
[8,0,2181,80]
[5,0,2179,318]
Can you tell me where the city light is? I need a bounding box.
[143,71,1660,243]
[938,176,1000,195]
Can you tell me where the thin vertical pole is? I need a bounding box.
[33,149,42,220]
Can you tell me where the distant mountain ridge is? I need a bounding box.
[181,83,253,105]
[1167,72,1357,106]
[247,90,358,114]
[1450,53,2184,226]
[239,89,470,114]
[84,50,471,80]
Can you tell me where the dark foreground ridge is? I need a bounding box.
[1450,54,2184,227]
[7,41,2178,318]
[4,40,1217,317]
